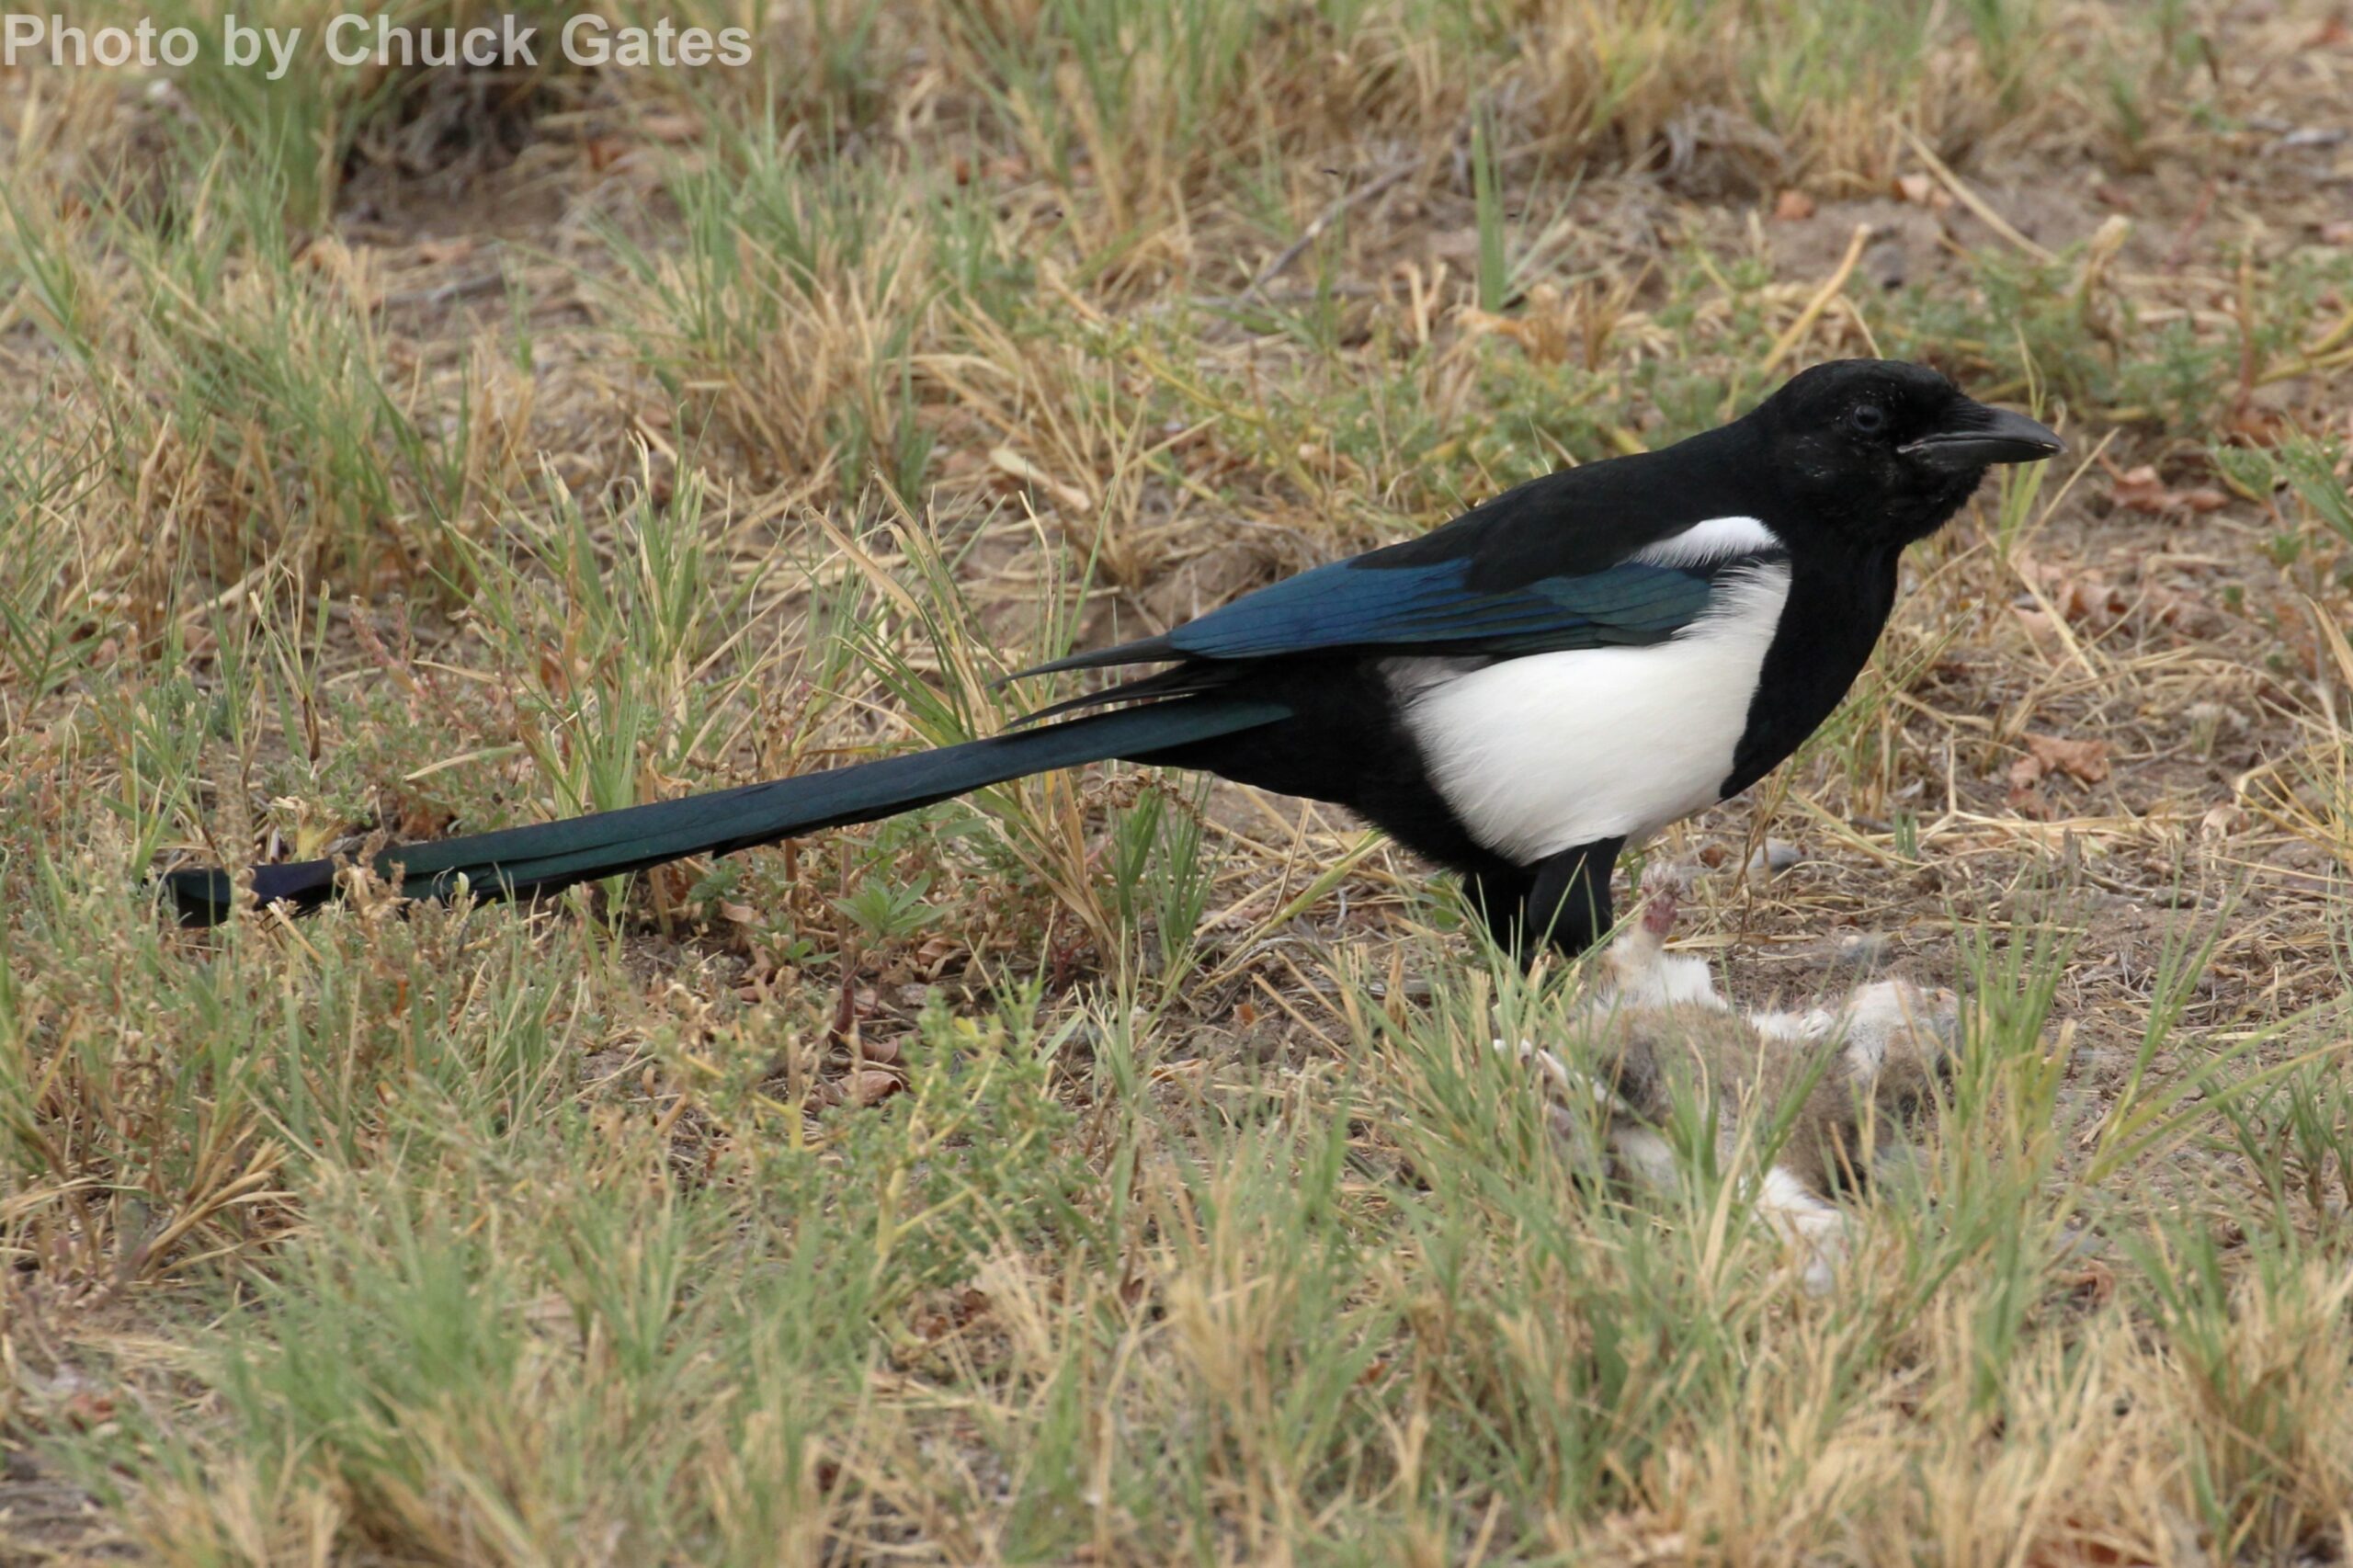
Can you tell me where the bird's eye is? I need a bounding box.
[1847,403,1889,437]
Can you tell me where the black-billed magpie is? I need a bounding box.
[165,360,2061,960]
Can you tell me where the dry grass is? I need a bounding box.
[3,0,2353,1562]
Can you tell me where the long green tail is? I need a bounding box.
[164,698,1287,926]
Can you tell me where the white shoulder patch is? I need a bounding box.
[1403,559,1794,859]
[1632,516,1781,569]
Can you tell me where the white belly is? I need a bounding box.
[1398,562,1791,862]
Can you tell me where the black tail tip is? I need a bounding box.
[157,860,340,926]
[160,868,237,927]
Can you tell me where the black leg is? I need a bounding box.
[1522,836,1625,962]
[1463,866,1538,966]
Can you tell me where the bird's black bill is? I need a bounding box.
[1899,404,2064,471]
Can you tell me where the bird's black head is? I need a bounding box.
[1746,359,2063,548]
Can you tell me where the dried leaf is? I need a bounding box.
[2106,463,2231,518]
[2200,802,2243,840]
[2223,407,2288,448]
[2008,755,2049,812]
[827,974,874,1050]
[2143,582,2222,636]
[2060,1259,2118,1307]
[2011,606,2063,650]
[2025,733,2110,785]
[2058,574,2126,628]
[2108,464,2173,513]
[851,1070,903,1108]
[1773,188,1817,222]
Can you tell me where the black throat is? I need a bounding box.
[1720,541,1903,801]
